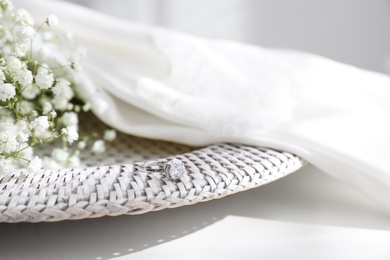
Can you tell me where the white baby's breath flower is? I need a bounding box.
[71,62,82,72]
[0,83,16,101]
[77,141,86,150]
[52,96,68,110]
[51,148,69,163]
[0,114,13,123]
[104,129,116,142]
[0,157,14,174]
[13,42,28,57]
[91,98,109,115]
[40,99,53,114]
[0,5,106,171]
[52,78,73,99]
[0,121,18,153]
[49,110,57,119]
[5,56,23,75]
[15,9,34,26]
[74,105,81,113]
[60,127,67,136]
[67,155,80,168]
[82,102,91,112]
[46,14,59,29]
[14,68,33,88]
[0,137,18,153]
[30,116,50,134]
[27,156,42,172]
[35,68,54,90]
[35,129,51,140]
[30,110,38,118]
[21,84,40,100]
[61,111,78,127]
[42,157,61,169]
[16,131,29,143]
[14,25,35,43]
[91,140,105,154]
[15,120,29,134]
[65,126,78,145]
[16,100,33,115]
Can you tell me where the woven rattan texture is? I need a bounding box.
[0,143,303,223]
[0,114,304,222]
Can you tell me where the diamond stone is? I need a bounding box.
[165,159,187,181]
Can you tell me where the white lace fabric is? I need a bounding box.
[13,0,390,212]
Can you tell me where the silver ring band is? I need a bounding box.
[134,158,187,181]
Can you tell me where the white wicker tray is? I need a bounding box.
[0,114,304,223]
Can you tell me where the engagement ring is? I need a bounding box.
[135,158,187,181]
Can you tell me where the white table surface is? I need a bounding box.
[1,164,389,260]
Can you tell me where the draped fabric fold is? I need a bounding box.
[14,0,390,211]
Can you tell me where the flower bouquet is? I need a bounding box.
[0,0,117,173]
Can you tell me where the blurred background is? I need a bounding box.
[66,0,390,74]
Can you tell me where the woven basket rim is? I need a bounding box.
[0,114,304,222]
[0,140,304,223]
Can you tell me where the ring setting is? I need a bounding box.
[135,158,187,181]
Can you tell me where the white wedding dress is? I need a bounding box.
[14,0,390,212]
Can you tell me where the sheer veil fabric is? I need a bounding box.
[14,0,390,211]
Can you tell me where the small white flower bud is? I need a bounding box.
[77,141,86,150]
[82,103,91,112]
[49,110,57,119]
[60,128,67,135]
[91,140,105,154]
[46,14,59,29]
[66,126,78,145]
[104,129,116,142]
